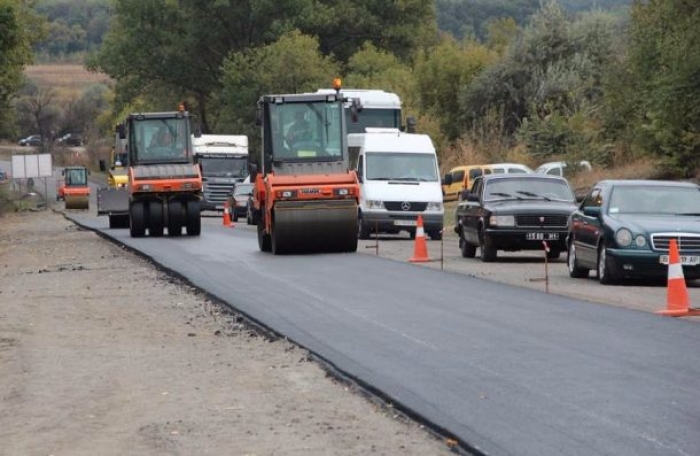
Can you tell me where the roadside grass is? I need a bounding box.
[24,64,112,99]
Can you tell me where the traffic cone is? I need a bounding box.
[223,201,232,227]
[409,215,429,263]
[656,238,700,317]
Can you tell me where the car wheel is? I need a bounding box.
[479,231,497,262]
[547,249,561,260]
[460,236,476,258]
[358,215,370,240]
[597,243,620,285]
[567,242,589,278]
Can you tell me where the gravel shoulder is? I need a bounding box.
[0,211,454,456]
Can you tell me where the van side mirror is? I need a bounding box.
[349,98,362,123]
[99,159,106,172]
[194,126,202,138]
[255,105,262,127]
[406,116,417,134]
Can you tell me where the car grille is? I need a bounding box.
[515,215,568,228]
[651,234,700,253]
[384,202,428,212]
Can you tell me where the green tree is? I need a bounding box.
[624,0,700,176]
[0,0,45,136]
[217,30,339,148]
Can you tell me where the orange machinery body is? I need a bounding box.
[254,170,360,234]
[128,166,203,197]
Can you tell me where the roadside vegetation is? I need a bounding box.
[2,0,699,181]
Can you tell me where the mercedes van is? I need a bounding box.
[349,129,444,240]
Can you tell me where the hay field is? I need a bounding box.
[24,64,112,99]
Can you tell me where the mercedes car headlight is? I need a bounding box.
[615,228,632,247]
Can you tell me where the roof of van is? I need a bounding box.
[316,88,401,109]
[347,131,435,154]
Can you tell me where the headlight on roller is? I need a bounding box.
[615,228,632,247]
[489,215,515,226]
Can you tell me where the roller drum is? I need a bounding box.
[272,199,358,254]
[64,194,89,210]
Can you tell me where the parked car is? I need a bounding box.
[489,163,534,174]
[226,182,254,222]
[18,134,43,147]
[567,179,700,284]
[56,133,83,147]
[454,174,578,262]
[535,160,592,176]
[441,164,493,202]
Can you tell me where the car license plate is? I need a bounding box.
[526,232,559,241]
[394,220,417,227]
[659,255,700,265]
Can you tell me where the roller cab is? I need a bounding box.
[253,82,360,254]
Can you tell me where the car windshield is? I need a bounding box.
[366,152,438,181]
[608,185,700,215]
[234,184,254,196]
[483,177,575,202]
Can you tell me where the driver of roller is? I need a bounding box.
[285,110,311,148]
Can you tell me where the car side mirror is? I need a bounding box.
[442,173,453,186]
[466,193,480,202]
[99,159,106,172]
[583,206,601,217]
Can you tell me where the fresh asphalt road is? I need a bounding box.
[64,211,700,456]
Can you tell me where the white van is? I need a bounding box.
[489,162,534,174]
[348,128,444,240]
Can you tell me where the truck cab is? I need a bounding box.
[192,135,249,211]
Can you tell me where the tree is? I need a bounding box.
[0,0,45,137]
[624,0,700,176]
[217,30,339,148]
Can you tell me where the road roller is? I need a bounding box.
[108,106,203,237]
[60,166,90,210]
[251,79,360,254]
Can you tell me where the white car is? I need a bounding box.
[489,163,534,174]
[535,160,592,176]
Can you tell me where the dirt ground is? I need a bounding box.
[0,211,455,456]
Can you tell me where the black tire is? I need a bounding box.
[429,230,443,241]
[460,236,477,258]
[232,212,238,222]
[358,215,370,240]
[129,201,146,237]
[546,249,561,260]
[149,201,164,237]
[185,200,201,236]
[108,215,117,229]
[480,231,497,262]
[257,213,271,252]
[567,241,589,278]
[408,229,416,240]
[597,243,620,285]
[167,201,183,236]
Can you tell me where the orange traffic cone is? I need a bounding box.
[223,201,233,227]
[409,215,429,263]
[656,238,700,317]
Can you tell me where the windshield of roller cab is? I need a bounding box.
[131,117,191,164]
[270,101,344,161]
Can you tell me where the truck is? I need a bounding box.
[97,144,130,228]
[192,134,249,211]
[349,129,444,240]
[316,88,412,134]
[251,79,360,254]
[98,108,203,237]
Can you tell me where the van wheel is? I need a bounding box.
[358,215,370,240]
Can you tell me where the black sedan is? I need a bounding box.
[226,182,254,222]
[18,134,43,147]
[454,174,577,262]
[567,179,700,284]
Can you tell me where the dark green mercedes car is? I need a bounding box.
[567,179,700,284]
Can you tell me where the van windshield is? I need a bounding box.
[366,152,438,181]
